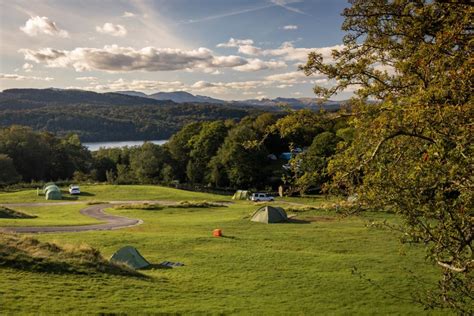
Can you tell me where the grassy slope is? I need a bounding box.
[0,233,141,277]
[0,204,101,227]
[0,206,36,219]
[0,185,226,203]
[0,187,445,314]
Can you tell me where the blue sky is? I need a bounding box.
[0,0,352,100]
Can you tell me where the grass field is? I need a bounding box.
[0,185,446,314]
[0,184,227,204]
[0,204,101,227]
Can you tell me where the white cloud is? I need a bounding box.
[96,23,127,37]
[189,79,272,95]
[76,76,98,81]
[217,38,344,62]
[20,16,69,38]
[22,63,33,72]
[282,25,298,30]
[217,38,254,48]
[20,45,261,73]
[67,70,319,97]
[233,59,286,72]
[0,73,53,81]
[68,78,185,93]
[122,11,136,18]
[264,42,344,62]
[265,71,307,83]
[238,45,262,56]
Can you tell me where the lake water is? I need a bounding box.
[83,140,168,151]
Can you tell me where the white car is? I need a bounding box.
[69,185,81,195]
[250,193,274,202]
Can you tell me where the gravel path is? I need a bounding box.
[0,203,142,234]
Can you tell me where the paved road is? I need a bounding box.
[0,203,143,234]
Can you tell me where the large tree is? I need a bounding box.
[302,0,472,312]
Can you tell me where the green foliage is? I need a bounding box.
[302,0,473,311]
[0,126,91,182]
[210,121,269,188]
[130,142,169,184]
[186,121,229,184]
[0,154,21,185]
[166,122,203,181]
[271,109,324,146]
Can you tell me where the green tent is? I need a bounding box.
[44,184,62,200]
[42,183,57,193]
[110,246,150,269]
[232,190,250,200]
[251,206,288,224]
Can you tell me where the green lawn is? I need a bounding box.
[0,204,101,227]
[0,186,446,314]
[0,184,226,204]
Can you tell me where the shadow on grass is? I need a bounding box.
[61,196,79,201]
[142,263,172,270]
[286,218,311,224]
[78,192,95,197]
[220,235,238,240]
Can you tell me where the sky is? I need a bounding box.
[0,0,352,100]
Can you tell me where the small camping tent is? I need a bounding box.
[251,206,288,224]
[110,246,150,269]
[43,184,62,200]
[42,182,56,193]
[232,190,250,200]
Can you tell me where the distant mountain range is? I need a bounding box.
[115,90,345,111]
[0,88,350,141]
[0,88,252,142]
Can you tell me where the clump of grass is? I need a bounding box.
[0,206,36,219]
[0,232,143,277]
[86,201,107,205]
[172,201,226,208]
[115,203,164,211]
[284,206,321,213]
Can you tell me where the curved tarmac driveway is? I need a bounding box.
[0,203,143,234]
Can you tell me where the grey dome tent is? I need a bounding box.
[43,183,62,200]
[110,246,150,269]
[251,206,288,224]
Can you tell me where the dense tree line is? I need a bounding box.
[0,126,91,184]
[0,110,349,193]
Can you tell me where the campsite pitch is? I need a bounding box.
[0,185,445,314]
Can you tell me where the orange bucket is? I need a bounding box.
[212,229,222,237]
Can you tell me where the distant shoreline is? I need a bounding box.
[83,140,168,151]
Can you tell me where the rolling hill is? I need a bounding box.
[0,89,253,142]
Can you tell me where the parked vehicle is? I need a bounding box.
[250,193,274,202]
[69,185,81,195]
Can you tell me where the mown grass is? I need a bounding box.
[0,184,226,204]
[0,187,447,315]
[0,204,102,227]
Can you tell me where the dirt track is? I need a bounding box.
[0,203,142,234]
